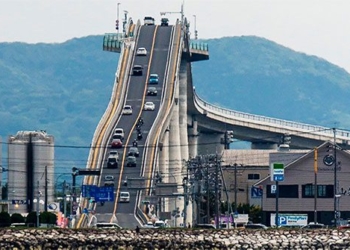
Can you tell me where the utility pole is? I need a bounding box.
[206,163,210,223]
[36,180,40,227]
[63,180,67,221]
[314,148,318,224]
[215,154,220,229]
[234,163,238,214]
[44,166,48,212]
[333,128,338,227]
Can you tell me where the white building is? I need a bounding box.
[7,131,55,214]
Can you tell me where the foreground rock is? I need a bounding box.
[0,228,350,249]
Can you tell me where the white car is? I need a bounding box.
[136,47,147,56]
[114,128,124,140]
[122,105,132,115]
[144,101,155,111]
[119,192,130,203]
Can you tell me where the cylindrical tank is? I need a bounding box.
[8,131,54,214]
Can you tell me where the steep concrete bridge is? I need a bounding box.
[76,14,350,229]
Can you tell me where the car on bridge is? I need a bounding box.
[136,47,147,56]
[119,192,130,203]
[144,101,155,111]
[126,156,137,167]
[104,180,114,186]
[122,105,133,115]
[144,16,155,25]
[147,86,157,96]
[111,138,122,148]
[128,147,139,157]
[161,17,169,26]
[133,65,143,76]
[148,74,159,84]
[114,128,125,140]
[107,157,118,168]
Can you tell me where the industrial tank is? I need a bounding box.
[8,131,54,214]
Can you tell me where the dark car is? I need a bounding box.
[128,147,139,157]
[161,17,169,26]
[126,156,137,167]
[133,65,143,76]
[107,157,118,168]
[147,86,157,96]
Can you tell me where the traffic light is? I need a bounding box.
[116,20,119,30]
[283,133,291,144]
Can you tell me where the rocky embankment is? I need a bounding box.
[1,228,350,249]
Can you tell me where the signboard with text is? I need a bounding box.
[270,163,284,182]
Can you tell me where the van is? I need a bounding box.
[144,16,155,25]
[119,192,130,203]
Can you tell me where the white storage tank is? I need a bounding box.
[8,131,54,214]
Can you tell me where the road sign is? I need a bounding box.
[273,174,284,181]
[94,186,114,202]
[270,163,284,182]
[12,200,27,205]
[82,185,98,197]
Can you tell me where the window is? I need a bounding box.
[302,184,333,198]
[267,185,298,198]
[248,173,260,180]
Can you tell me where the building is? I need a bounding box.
[257,141,350,226]
[221,149,308,208]
[7,131,55,214]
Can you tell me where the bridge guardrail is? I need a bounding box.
[193,90,350,141]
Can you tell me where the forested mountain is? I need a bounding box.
[1,35,350,173]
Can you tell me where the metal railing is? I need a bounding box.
[193,89,350,140]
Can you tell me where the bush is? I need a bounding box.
[26,211,39,227]
[0,211,11,227]
[11,213,25,224]
[40,211,57,224]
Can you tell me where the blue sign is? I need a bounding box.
[94,187,114,202]
[273,174,284,181]
[82,185,98,197]
[251,186,263,198]
[12,199,27,205]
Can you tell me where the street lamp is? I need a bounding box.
[193,15,198,40]
[116,3,121,31]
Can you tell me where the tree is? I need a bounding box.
[0,211,11,227]
[11,213,25,224]
[40,211,57,225]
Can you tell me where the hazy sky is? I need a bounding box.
[1,0,350,72]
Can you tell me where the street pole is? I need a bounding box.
[234,163,237,214]
[63,180,67,221]
[44,165,48,212]
[215,154,220,229]
[333,128,338,227]
[116,2,120,32]
[275,181,279,227]
[314,148,318,224]
[36,181,40,227]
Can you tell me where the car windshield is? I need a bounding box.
[150,75,158,80]
[120,192,129,197]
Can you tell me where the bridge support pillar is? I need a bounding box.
[188,117,199,158]
[251,141,278,149]
[198,133,225,155]
[159,128,170,212]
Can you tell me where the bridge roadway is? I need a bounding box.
[93,24,173,228]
